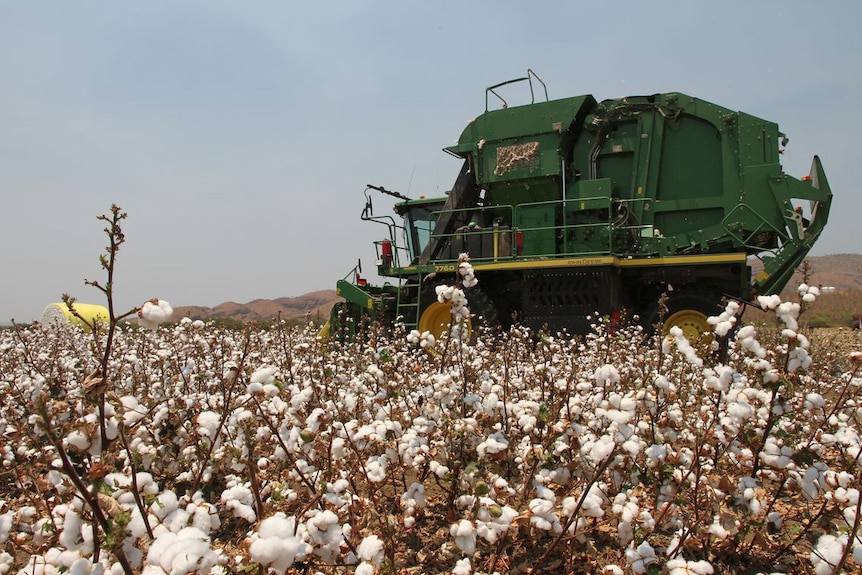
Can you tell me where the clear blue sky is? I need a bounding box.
[2,1,860,322]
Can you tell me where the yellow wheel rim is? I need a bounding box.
[663,309,711,343]
[417,302,473,342]
[418,302,454,340]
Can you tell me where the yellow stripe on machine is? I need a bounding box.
[471,252,746,272]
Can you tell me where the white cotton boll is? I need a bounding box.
[736,325,755,340]
[305,509,344,562]
[452,557,472,575]
[146,527,219,575]
[220,485,256,523]
[138,299,173,330]
[436,285,453,302]
[120,396,147,426]
[59,508,84,550]
[247,381,264,394]
[250,538,284,567]
[712,319,736,337]
[581,487,607,518]
[625,541,657,574]
[776,302,800,331]
[587,437,616,465]
[802,292,816,302]
[64,429,93,452]
[0,511,12,544]
[250,366,277,384]
[196,411,221,439]
[662,335,673,354]
[151,490,179,520]
[759,437,794,469]
[810,534,846,575]
[357,535,385,565]
[418,331,436,348]
[366,456,387,483]
[603,566,624,575]
[767,511,783,528]
[594,364,620,386]
[476,432,509,458]
[257,513,296,540]
[708,517,729,540]
[670,327,703,367]
[162,508,191,533]
[666,559,715,575]
[708,301,739,336]
[401,482,426,507]
[67,559,98,575]
[450,519,477,554]
[605,409,633,425]
[189,503,219,535]
[757,294,781,310]
[355,562,375,575]
[249,531,309,573]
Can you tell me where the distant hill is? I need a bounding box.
[785,253,862,292]
[166,254,862,328]
[747,253,862,327]
[172,290,339,324]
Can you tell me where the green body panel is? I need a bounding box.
[335,77,832,335]
[438,90,829,271]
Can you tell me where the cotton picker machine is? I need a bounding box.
[325,70,832,343]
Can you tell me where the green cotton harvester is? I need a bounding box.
[327,70,832,342]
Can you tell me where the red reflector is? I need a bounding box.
[609,310,622,335]
[357,277,367,286]
[801,175,811,182]
[381,240,393,265]
[516,230,524,255]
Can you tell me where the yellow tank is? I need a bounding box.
[40,303,110,332]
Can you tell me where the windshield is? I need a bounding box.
[402,202,444,263]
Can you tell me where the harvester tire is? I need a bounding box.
[661,295,722,345]
[417,281,499,343]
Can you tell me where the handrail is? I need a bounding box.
[485,68,549,111]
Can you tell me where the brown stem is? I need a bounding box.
[771,498,830,562]
[528,446,618,574]
[833,448,862,572]
[117,423,153,539]
[39,404,134,574]
[249,395,318,494]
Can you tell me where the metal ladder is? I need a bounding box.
[395,275,424,332]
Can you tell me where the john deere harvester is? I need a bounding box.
[328,70,832,341]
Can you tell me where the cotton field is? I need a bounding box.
[2,295,862,575]
[1,205,860,575]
